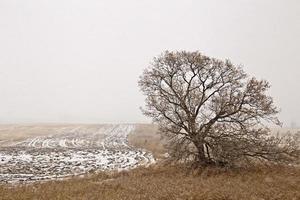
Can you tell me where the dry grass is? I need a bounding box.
[0,124,106,146]
[1,125,299,199]
[128,124,167,159]
[0,164,299,200]
[0,124,76,144]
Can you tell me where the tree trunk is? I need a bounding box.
[194,141,207,165]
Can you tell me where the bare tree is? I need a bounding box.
[139,51,299,166]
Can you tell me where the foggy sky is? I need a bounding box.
[0,0,299,126]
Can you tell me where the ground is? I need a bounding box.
[0,165,299,200]
[0,124,155,183]
[0,124,299,200]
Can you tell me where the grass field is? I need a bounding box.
[128,124,167,159]
[0,164,299,200]
[0,124,299,199]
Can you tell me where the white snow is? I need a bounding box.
[0,124,155,184]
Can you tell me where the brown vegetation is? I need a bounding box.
[0,124,100,145]
[0,164,299,200]
[128,124,166,159]
[1,124,299,199]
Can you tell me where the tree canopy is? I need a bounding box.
[139,51,299,166]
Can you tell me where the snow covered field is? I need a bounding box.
[0,124,155,184]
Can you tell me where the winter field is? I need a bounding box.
[0,125,299,199]
[0,124,155,184]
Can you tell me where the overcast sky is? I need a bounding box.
[0,0,299,126]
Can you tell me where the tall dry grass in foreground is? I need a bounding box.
[0,164,299,200]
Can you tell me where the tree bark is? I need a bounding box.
[194,141,207,164]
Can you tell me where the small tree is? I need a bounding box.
[139,51,299,166]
